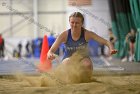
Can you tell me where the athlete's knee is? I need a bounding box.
[81,58,93,70]
[62,58,70,64]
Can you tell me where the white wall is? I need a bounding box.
[38,0,67,37]
[0,0,67,38]
[0,0,34,38]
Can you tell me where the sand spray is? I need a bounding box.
[14,48,93,87]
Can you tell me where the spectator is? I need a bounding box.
[31,40,35,55]
[13,49,19,58]
[126,28,136,61]
[0,34,4,58]
[108,28,117,60]
[108,28,117,48]
[100,44,105,56]
[17,41,22,58]
[48,33,56,48]
[25,41,32,57]
[48,33,59,55]
[121,28,136,62]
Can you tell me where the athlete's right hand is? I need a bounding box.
[47,51,56,60]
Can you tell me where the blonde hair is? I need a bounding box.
[69,12,84,23]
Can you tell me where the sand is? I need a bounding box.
[0,50,140,94]
[0,74,140,94]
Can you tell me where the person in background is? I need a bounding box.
[108,28,117,60]
[31,40,35,56]
[47,12,117,72]
[108,28,117,48]
[17,41,22,58]
[121,28,136,62]
[48,33,59,55]
[25,40,32,57]
[100,44,105,56]
[0,34,5,58]
[13,49,19,58]
[48,33,56,49]
[126,28,136,61]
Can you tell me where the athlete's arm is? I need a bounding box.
[85,30,117,55]
[47,31,67,60]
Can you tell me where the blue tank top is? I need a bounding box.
[63,28,87,59]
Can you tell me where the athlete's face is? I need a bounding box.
[69,17,83,31]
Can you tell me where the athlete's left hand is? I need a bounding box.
[110,49,117,55]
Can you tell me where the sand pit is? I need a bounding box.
[0,50,140,94]
[0,74,140,94]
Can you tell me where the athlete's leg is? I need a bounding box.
[81,57,93,71]
[62,58,70,65]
